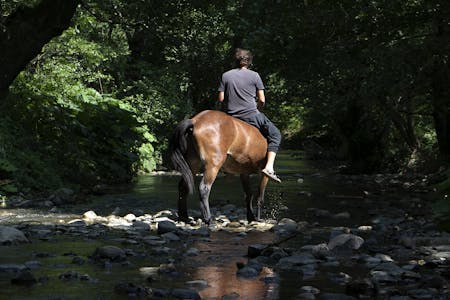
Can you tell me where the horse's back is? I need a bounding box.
[191,110,267,173]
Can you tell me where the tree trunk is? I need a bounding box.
[432,83,450,159]
[0,0,79,99]
[430,8,450,160]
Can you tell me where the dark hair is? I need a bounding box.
[234,48,253,68]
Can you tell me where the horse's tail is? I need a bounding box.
[169,119,195,194]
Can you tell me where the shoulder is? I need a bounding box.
[245,69,262,79]
[223,69,238,76]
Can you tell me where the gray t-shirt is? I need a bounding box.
[218,68,265,119]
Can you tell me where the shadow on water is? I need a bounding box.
[0,151,400,299]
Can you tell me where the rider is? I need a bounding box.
[218,48,282,183]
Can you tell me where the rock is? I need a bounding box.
[24,261,42,269]
[318,293,357,300]
[311,243,330,259]
[154,210,175,218]
[370,262,405,284]
[300,286,320,295]
[333,212,351,219]
[373,262,405,277]
[185,248,200,256]
[0,226,29,244]
[362,256,382,268]
[407,289,436,299]
[277,253,318,267]
[277,218,298,232]
[152,247,172,255]
[93,245,126,261]
[172,288,201,299]
[107,216,131,227]
[399,236,416,249]
[329,227,351,239]
[158,263,177,274]
[297,292,315,299]
[260,276,280,284]
[67,219,87,226]
[227,221,241,228]
[190,226,211,237]
[327,234,364,255]
[132,220,151,231]
[143,236,166,246]
[114,282,152,297]
[83,210,98,220]
[222,204,236,212]
[248,244,268,258]
[139,267,159,277]
[71,256,85,265]
[236,266,259,278]
[185,280,209,290]
[313,209,331,217]
[11,270,37,286]
[374,253,394,262]
[269,248,290,261]
[124,214,136,222]
[157,220,177,234]
[0,264,28,274]
[370,270,398,284]
[222,292,240,299]
[161,232,180,241]
[345,278,375,298]
[357,225,373,232]
[59,270,81,280]
[328,272,352,285]
[299,264,317,280]
[421,275,446,289]
[247,260,264,273]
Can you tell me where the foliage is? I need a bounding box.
[1,0,449,194]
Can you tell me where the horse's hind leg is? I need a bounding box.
[240,174,256,222]
[256,175,269,220]
[178,178,189,222]
[199,165,220,225]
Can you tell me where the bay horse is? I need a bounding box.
[169,110,270,224]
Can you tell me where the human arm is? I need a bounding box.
[217,91,225,110]
[257,89,265,111]
[218,91,224,103]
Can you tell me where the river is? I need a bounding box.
[1,151,448,299]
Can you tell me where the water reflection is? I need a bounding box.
[187,231,280,300]
[196,265,279,300]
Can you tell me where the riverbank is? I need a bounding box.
[0,154,449,299]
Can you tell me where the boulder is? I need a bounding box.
[93,245,126,261]
[0,226,29,244]
[157,220,177,234]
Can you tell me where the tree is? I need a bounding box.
[0,0,79,98]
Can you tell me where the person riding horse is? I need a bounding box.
[169,48,282,224]
[218,48,282,183]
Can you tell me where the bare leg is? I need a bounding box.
[264,151,277,173]
[240,174,255,222]
[262,151,281,183]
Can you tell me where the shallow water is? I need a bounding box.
[0,151,398,299]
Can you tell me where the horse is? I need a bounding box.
[169,110,270,224]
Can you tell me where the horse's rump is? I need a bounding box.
[191,110,267,174]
